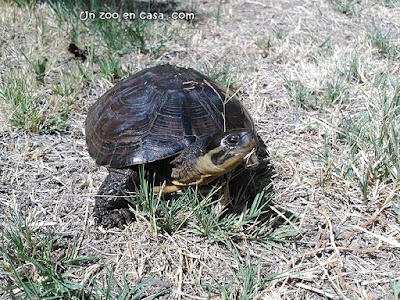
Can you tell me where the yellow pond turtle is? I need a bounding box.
[86,64,271,228]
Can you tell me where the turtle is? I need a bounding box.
[86,64,272,228]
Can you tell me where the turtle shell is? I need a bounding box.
[85,64,254,168]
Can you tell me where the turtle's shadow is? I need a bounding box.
[223,156,296,231]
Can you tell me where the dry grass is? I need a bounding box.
[1,0,400,299]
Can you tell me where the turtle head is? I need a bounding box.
[170,129,258,186]
[206,129,258,168]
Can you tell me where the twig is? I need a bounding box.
[346,191,396,241]
[345,209,380,241]
[295,282,339,299]
[318,210,340,257]
[270,205,302,234]
[330,264,374,300]
[353,225,400,248]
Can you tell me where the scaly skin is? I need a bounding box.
[94,168,137,228]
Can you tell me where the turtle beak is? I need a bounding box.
[239,130,259,168]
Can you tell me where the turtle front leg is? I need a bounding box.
[215,173,232,214]
[94,168,137,228]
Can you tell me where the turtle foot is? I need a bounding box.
[94,206,133,229]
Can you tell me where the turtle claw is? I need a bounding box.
[94,207,133,229]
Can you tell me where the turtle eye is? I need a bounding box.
[224,134,240,146]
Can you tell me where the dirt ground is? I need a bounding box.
[1,0,400,299]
